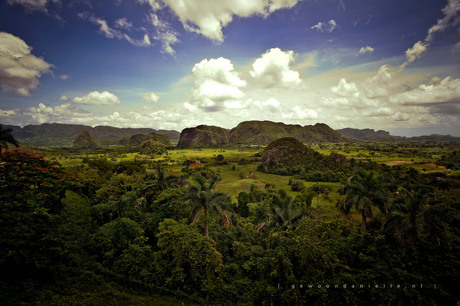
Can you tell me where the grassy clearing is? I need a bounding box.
[37,144,457,208]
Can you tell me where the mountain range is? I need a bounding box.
[1,122,458,148]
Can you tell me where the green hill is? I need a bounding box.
[1,123,179,147]
[177,125,230,148]
[260,137,322,174]
[119,132,170,146]
[73,131,98,148]
[177,121,343,148]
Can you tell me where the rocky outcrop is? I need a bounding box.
[73,131,98,148]
[120,132,170,146]
[229,121,343,145]
[177,125,230,148]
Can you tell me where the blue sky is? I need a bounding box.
[0,0,459,136]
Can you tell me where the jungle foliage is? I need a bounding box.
[0,142,459,305]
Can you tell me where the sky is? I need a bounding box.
[0,0,459,136]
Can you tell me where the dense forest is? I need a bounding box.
[1,126,459,305]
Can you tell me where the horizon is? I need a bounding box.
[1,0,460,137]
[2,120,459,138]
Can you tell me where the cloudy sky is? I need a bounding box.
[0,0,459,136]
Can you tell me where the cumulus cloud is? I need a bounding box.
[310,20,337,32]
[73,91,121,105]
[142,92,160,103]
[364,64,399,99]
[0,109,16,117]
[253,98,281,113]
[147,0,299,42]
[0,32,53,96]
[7,0,59,12]
[59,74,69,80]
[250,48,301,88]
[390,76,460,105]
[189,57,246,111]
[282,105,318,120]
[58,95,68,101]
[405,41,428,63]
[358,46,374,55]
[331,78,359,98]
[24,103,91,124]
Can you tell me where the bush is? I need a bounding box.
[291,180,305,191]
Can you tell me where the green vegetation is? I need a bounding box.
[2,123,180,147]
[0,125,19,152]
[1,137,459,305]
[177,125,230,148]
[73,130,99,148]
[178,120,343,148]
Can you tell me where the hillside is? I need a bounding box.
[229,121,342,144]
[337,128,460,142]
[177,125,230,148]
[177,121,343,148]
[119,132,171,146]
[73,131,98,148]
[337,128,402,141]
[1,123,180,147]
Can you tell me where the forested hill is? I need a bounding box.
[1,123,180,147]
[177,121,342,147]
[336,128,402,142]
[337,128,460,142]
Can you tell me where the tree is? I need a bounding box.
[256,191,310,234]
[188,175,231,237]
[337,170,390,233]
[156,219,223,294]
[0,150,68,292]
[309,183,331,207]
[0,125,19,152]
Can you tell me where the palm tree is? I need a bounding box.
[337,170,390,234]
[383,188,429,244]
[0,125,19,153]
[308,183,331,207]
[256,193,310,235]
[188,175,231,237]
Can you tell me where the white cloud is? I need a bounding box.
[190,57,246,111]
[453,41,460,53]
[149,0,299,42]
[310,20,337,32]
[250,48,301,88]
[403,0,460,66]
[364,64,398,99]
[282,105,318,120]
[59,74,69,80]
[24,103,91,124]
[142,92,160,103]
[115,17,133,30]
[358,46,374,55]
[0,109,16,117]
[390,76,460,105]
[253,98,281,113]
[426,0,460,42]
[80,14,151,47]
[331,78,359,98]
[150,13,179,54]
[73,91,121,105]
[58,95,69,101]
[7,0,59,12]
[0,32,53,96]
[405,41,428,63]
